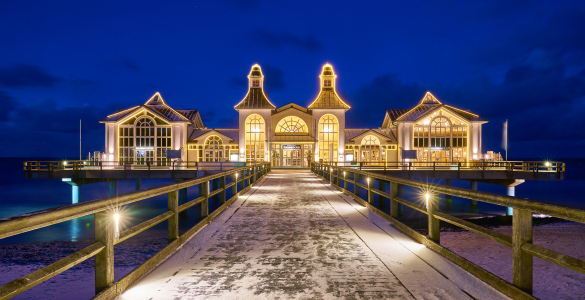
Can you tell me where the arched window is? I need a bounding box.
[360,135,380,163]
[204,136,223,162]
[275,116,308,133]
[135,117,155,164]
[430,117,451,148]
[318,114,338,163]
[245,114,265,162]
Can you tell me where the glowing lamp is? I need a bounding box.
[343,171,346,176]
[367,178,370,185]
[425,193,430,208]
[545,161,550,167]
[114,213,120,239]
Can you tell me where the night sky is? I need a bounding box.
[1,1,584,158]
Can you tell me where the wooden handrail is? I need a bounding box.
[0,163,271,300]
[312,162,582,300]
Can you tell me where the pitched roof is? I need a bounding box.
[100,92,197,124]
[234,87,276,109]
[188,129,239,143]
[388,92,486,123]
[345,129,397,143]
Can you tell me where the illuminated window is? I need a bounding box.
[324,80,331,87]
[245,114,265,162]
[252,80,260,87]
[275,116,308,133]
[204,136,223,162]
[318,114,338,163]
[360,135,381,163]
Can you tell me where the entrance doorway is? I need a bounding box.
[136,150,154,164]
[361,150,380,165]
[283,149,301,167]
[431,150,451,164]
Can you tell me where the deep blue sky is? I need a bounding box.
[1,0,584,158]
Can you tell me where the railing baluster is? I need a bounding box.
[94,211,114,294]
[168,190,179,241]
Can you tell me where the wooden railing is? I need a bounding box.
[334,160,565,172]
[1,163,271,300]
[312,163,583,300]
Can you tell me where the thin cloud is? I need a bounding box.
[0,64,61,88]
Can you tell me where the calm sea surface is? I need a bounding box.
[0,157,584,245]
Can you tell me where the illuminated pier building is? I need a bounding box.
[100,63,487,167]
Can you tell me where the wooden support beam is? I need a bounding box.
[94,211,114,294]
[390,182,398,218]
[379,180,388,211]
[513,209,533,293]
[167,190,179,242]
[353,172,359,197]
[200,181,209,217]
[220,176,226,204]
[427,193,440,243]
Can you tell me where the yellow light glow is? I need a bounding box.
[307,63,351,109]
[114,213,120,238]
[343,171,346,176]
[233,63,277,109]
[545,161,550,167]
[425,193,430,208]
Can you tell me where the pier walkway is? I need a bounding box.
[118,170,507,299]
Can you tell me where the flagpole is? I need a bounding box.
[79,119,82,161]
[505,119,508,161]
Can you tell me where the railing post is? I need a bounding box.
[513,209,533,293]
[427,193,440,243]
[379,180,388,211]
[367,177,373,204]
[200,180,209,217]
[343,170,348,191]
[94,211,114,294]
[390,182,398,218]
[232,172,238,195]
[353,172,359,197]
[168,190,179,241]
[220,175,226,204]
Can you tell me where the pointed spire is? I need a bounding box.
[308,63,350,109]
[234,63,276,110]
[144,92,166,105]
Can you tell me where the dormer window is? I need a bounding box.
[324,80,332,87]
[252,80,260,87]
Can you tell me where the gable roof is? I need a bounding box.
[345,129,397,143]
[99,92,200,125]
[383,92,486,124]
[188,129,239,143]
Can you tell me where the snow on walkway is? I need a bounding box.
[118,170,509,300]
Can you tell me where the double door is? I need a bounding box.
[431,150,451,164]
[136,150,154,164]
[361,150,380,165]
[283,149,301,167]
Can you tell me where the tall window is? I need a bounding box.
[135,117,155,164]
[318,114,338,163]
[245,114,265,162]
[275,116,308,133]
[430,117,450,148]
[361,135,380,163]
[119,126,134,162]
[204,136,223,162]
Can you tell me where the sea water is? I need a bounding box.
[0,157,584,244]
